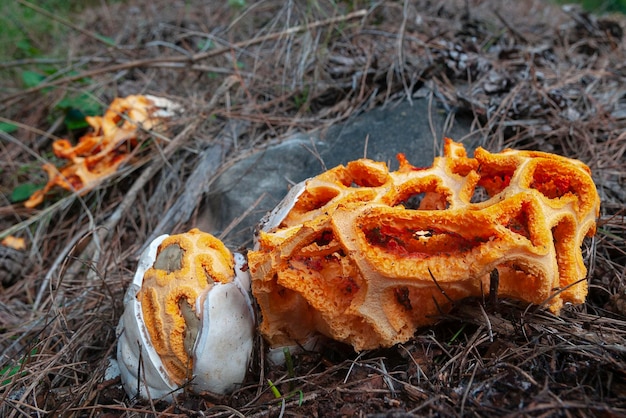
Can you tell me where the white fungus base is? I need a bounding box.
[116,234,255,401]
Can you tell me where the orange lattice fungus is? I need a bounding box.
[25,95,179,208]
[248,139,600,351]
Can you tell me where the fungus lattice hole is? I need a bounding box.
[297,187,340,212]
[154,244,183,272]
[478,168,515,196]
[397,192,450,210]
[394,286,413,311]
[400,192,425,209]
[493,262,543,303]
[363,225,484,256]
[530,166,576,200]
[314,229,335,247]
[505,206,532,241]
[349,177,385,187]
[470,185,490,203]
[581,235,595,266]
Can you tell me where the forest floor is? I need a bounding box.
[1,1,625,416]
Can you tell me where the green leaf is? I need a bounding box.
[228,0,246,8]
[63,108,90,130]
[56,94,103,131]
[0,122,18,133]
[267,379,282,398]
[21,70,45,88]
[96,34,116,47]
[10,183,44,203]
[56,93,101,114]
[16,39,40,57]
[199,39,214,51]
[1,347,38,386]
[1,363,24,386]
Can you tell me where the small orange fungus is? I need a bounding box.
[25,95,178,208]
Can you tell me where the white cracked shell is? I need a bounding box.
[254,180,324,364]
[257,181,307,234]
[116,234,254,401]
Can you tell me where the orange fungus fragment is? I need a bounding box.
[25,95,178,208]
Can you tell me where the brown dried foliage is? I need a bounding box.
[0,0,625,416]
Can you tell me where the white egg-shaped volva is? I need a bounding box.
[116,230,254,401]
[191,252,254,393]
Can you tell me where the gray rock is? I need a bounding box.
[200,98,475,248]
